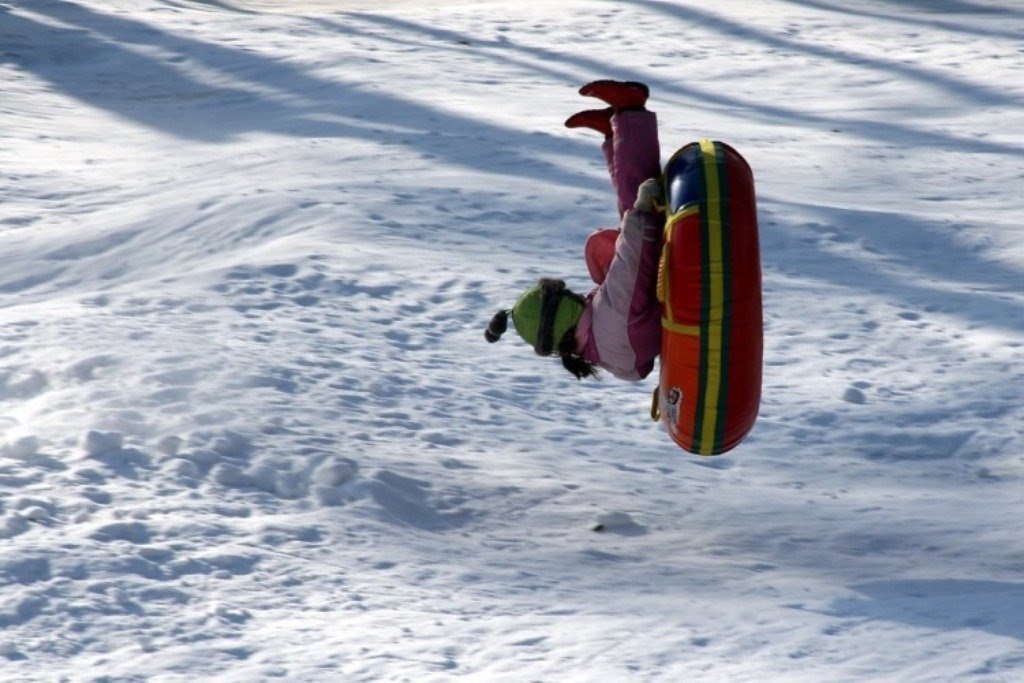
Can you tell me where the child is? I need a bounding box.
[485,80,664,382]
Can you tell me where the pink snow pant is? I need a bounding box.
[584,110,661,286]
[580,110,664,380]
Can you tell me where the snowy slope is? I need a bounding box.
[2,0,1024,680]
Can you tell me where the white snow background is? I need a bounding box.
[2,0,1024,680]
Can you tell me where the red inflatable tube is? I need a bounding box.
[654,139,762,455]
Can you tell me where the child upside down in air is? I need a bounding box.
[485,80,664,382]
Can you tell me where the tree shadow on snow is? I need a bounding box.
[0,1,597,189]
[761,198,1024,335]
[314,11,654,103]
[623,0,1019,109]
[615,0,1023,159]
[829,579,1024,643]
[172,0,259,13]
[322,8,1022,162]
[782,0,1024,41]
[755,196,1024,466]
[869,0,1024,18]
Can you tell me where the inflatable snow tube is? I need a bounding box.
[654,139,762,455]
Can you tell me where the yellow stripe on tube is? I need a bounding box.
[698,139,725,455]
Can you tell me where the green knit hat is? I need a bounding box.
[484,278,585,356]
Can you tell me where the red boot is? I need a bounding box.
[579,80,649,111]
[564,108,613,137]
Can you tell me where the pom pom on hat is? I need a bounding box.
[485,309,509,343]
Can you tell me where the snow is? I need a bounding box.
[2,0,1023,679]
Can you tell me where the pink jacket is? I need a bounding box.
[572,110,663,381]
[575,211,663,380]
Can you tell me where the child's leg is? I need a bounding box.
[609,110,660,217]
[565,109,618,200]
[601,134,616,202]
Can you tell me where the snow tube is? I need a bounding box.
[653,140,762,455]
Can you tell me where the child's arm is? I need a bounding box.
[586,181,665,380]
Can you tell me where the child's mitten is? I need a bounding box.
[634,178,664,213]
